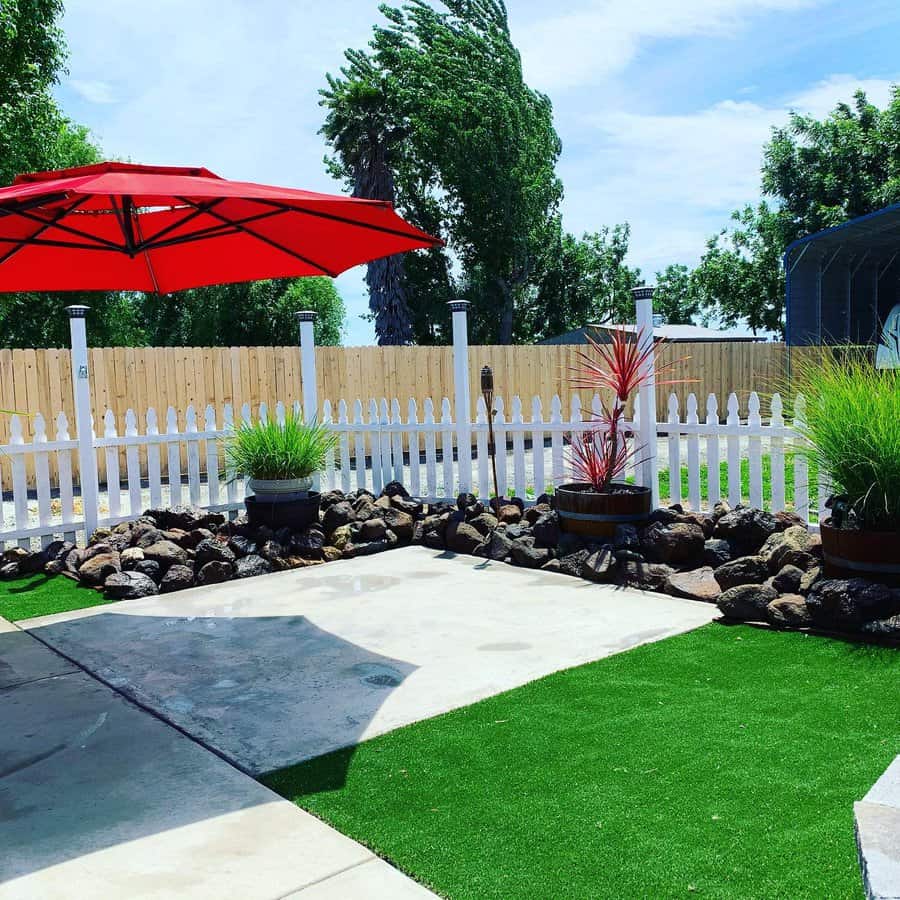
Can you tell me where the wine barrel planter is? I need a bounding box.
[245,492,320,531]
[555,482,652,539]
[820,518,900,586]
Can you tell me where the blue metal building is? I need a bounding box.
[784,204,900,346]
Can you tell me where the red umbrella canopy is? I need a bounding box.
[0,162,441,293]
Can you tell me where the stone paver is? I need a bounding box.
[0,621,434,899]
[856,756,900,899]
[22,547,716,774]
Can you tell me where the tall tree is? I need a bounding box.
[653,263,701,325]
[693,87,900,336]
[321,61,414,344]
[322,0,563,344]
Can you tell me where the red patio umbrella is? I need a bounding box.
[0,162,440,293]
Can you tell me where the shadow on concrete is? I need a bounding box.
[24,612,417,778]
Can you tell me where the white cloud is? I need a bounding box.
[516,0,820,91]
[70,79,116,104]
[563,75,899,274]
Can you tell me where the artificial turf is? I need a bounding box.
[0,572,112,622]
[264,623,899,900]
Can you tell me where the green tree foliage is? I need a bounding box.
[652,263,701,326]
[137,278,345,347]
[322,0,566,344]
[693,88,900,336]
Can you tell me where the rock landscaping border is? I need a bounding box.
[2,484,899,642]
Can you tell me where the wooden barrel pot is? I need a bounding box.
[555,482,652,539]
[820,519,900,586]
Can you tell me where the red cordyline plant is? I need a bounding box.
[568,327,692,492]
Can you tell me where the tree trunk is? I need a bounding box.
[498,280,514,344]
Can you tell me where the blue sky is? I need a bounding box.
[56,0,900,344]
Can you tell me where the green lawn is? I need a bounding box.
[264,624,899,900]
[0,572,112,622]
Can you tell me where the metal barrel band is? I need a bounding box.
[823,552,900,574]
[557,509,648,523]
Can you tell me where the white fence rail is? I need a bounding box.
[0,390,824,549]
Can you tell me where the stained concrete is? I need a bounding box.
[22,547,716,775]
[0,623,435,899]
[856,756,900,899]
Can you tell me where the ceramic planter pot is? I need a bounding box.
[555,482,652,539]
[247,476,313,497]
[820,518,900,586]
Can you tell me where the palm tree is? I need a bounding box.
[321,55,413,345]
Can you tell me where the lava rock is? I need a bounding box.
[120,547,145,570]
[146,505,224,531]
[714,507,779,555]
[78,551,121,586]
[132,526,167,550]
[639,521,705,565]
[713,555,768,590]
[381,507,415,541]
[665,566,721,603]
[104,570,159,599]
[861,615,900,639]
[716,583,778,621]
[194,538,236,568]
[347,538,393,556]
[806,578,900,625]
[445,520,483,554]
[234,554,273,579]
[558,549,591,578]
[532,511,560,548]
[759,525,821,573]
[381,480,410,499]
[613,524,641,551]
[456,492,478,511]
[293,527,326,558]
[498,504,522,524]
[469,512,499,536]
[133,559,162,582]
[330,525,352,551]
[774,510,807,531]
[475,529,515,561]
[360,518,387,542]
[322,501,356,533]
[160,564,194,593]
[509,537,550,569]
[582,547,617,582]
[619,560,674,592]
[771,564,804,594]
[142,540,188,570]
[503,522,531,540]
[318,489,345,510]
[541,558,562,573]
[228,534,257,558]
[525,503,552,525]
[390,494,423,517]
[767,594,813,628]
[197,560,234,585]
[702,538,732,568]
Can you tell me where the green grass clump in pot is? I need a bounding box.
[791,349,900,529]
[223,414,337,482]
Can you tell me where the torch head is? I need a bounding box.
[480,365,493,394]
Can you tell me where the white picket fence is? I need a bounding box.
[0,389,826,550]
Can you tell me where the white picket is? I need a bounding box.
[56,412,76,543]
[125,409,142,517]
[423,397,437,498]
[407,398,421,497]
[103,409,121,521]
[531,397,545,499]
[379,398,393,489]
[223,404,239,510]
[204,406,221,509]
[569,396,583,484]
[391,398,404,485]
[146,408,162,509]
[440,397,454,498]
[475,396,489,499]
[726,393,741,507]
[747,392,763,509]
[550,395,564,488]
[352,399,366,492]
[166,407,182,507]
[770,394,785,513]
[32,414,52,549]
[10,416,29,548]
[667,394,681,506]
[338,400,352,494]
[185,405,202,508]
[368,399,383,494]
[511,396,526,499]
[705,394,721,507]
[685,394,700,511]
[322,400,335,491]
[493,397,508,500]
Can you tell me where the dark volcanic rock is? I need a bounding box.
[805,578,899,625]
[476,529,514,561]
[558,549,591,578]
[771,565,804,595]
[639,521,705,565]
[456,492,477,511]
[322,501,356,534]
[160,564,194,593]
[194,538,236,568]
[582,547,617,583]
[381,480,409,499]
[235,554,273,579]
[509,537,550,569]
[759,525,821,573]
[228,534,257,558]
[665,566,720,602]
[104,571,158,599]
[714,507,778,555]
[702,538,732,568]
[469,512,499,536]
[713,555,768,590]
[532,511,560,548]
[767,594,813,628]
[360,518,387,542]
[146,505,224,531]
[142,540,188,570]
[716,583,777,621]
[619,560,674,592]
[133,559,162,582]
[197,560,234,585]
[78,551,121,586]
[613,524,641,551]
[498,504,522,524]
[861,615,900,639]
[293,527,326,558]
[381,507,415,541]
[445,520,483,554]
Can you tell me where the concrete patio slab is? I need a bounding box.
[22,548,715,775]
[856,756,900,899]
[0,623,435,899]
[0,615,77,690]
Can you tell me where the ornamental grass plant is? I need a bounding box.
[790,348,900,530]
[223,414,337,482]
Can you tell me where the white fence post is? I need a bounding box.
[449,300,472,493]
[66,305,99,539]
[296,310,318,424]
[632,286,659,509]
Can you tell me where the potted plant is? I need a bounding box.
[224,413,337,529]
[791,348,900,585]
[556,327,688,538]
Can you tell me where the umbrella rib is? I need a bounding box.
[251,198,441,245]
[176,197,337,276]
[0,196,90,266]
[9,206,126,252]
[141,207,288,251]
[135,198,226,248]
[0,236,122,252]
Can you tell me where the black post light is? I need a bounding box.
[480,365,501,510]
